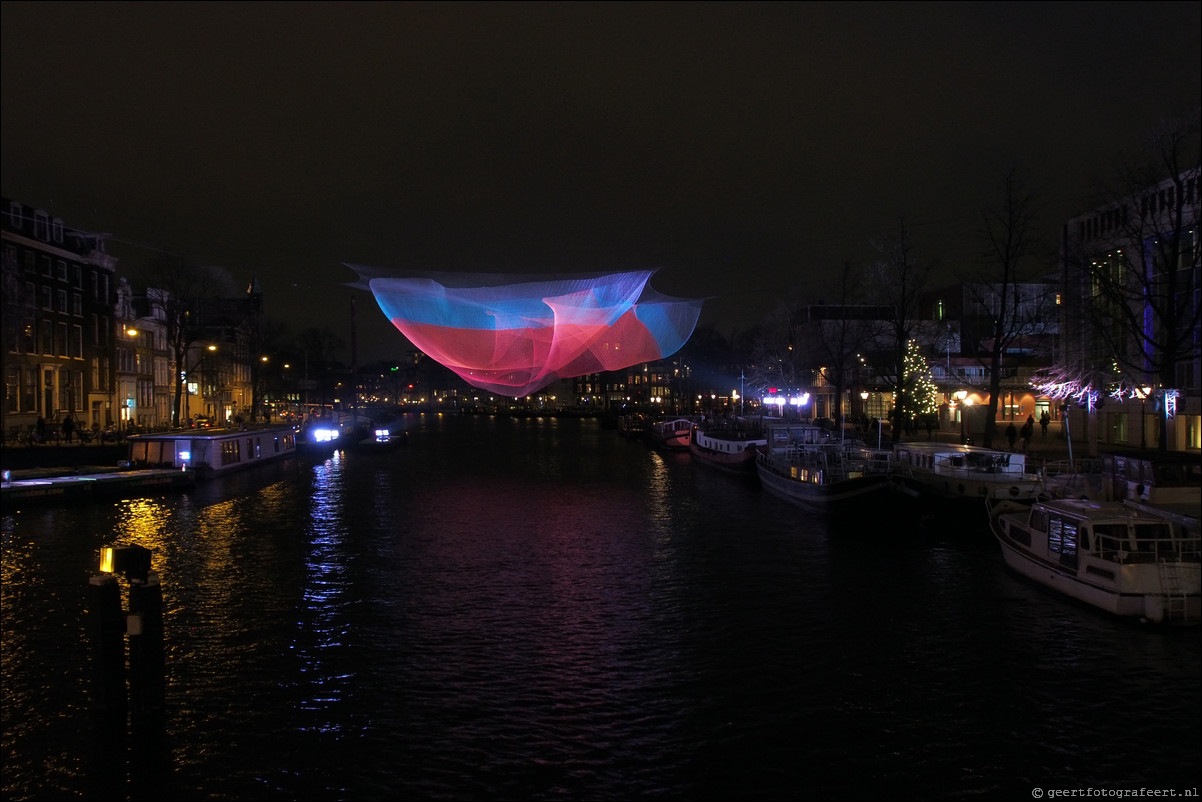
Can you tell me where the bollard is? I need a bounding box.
[127,572,165,719]
[86,574,127,721]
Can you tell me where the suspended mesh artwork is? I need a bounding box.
[348,266,705,397]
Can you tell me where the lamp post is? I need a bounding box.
[181,344,217,426]
[1139,385,1151,449]
[955,390,969,444]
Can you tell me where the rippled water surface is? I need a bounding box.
[3,414,1199,800]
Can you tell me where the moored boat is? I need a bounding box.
[891,441,1042,506]
[755,420,893,514]
[615,413,648,440]
[352,427,409,453]
[126,424,298,479]
[988,497,1200,624]
[643,417,697,451]
[1,467,196,505]
[688,418,768,476]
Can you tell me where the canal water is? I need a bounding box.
[2,413,1199,801]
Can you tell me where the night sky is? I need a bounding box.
[3,1,1199,363]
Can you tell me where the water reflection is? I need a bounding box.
[2,414,1199,801]
[295,450,354,723]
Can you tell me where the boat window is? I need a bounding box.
[1094,523,1128,558]
[1048,515,1071,554]
[1061,525,1078,559]
[1031,508,1048,533]
[220,439,242,466]
[1132,523,1173,555]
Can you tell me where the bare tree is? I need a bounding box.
[867,218,937,442]
[1072,108,1201,450]
[796,261,874,426]
[745,290,803,406]
[971,168,1049,447]
[295,326,346,412]
[142,253,238,427]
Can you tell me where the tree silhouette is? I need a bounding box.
[972,168,1052,448]
[867,218,937,443]
[1065,108,1200,450]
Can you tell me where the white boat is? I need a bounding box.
[643,417,697,451]
[688,418,768,476]
[755,420,893,513]
[891,441,1042,504]
[988,497,1200,624]
[126,424,298,478]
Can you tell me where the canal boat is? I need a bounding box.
[987,497,1200,625]
[643,417,697,451]
[891,441,1042,505]
[352,427,409,453]
[755,420,893,513]
[126,424,298,479]
[1,467,196,505]
[688,418,767,476]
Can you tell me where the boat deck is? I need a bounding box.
[2,466,197,506]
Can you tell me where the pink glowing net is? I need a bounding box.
[348,266,704,396]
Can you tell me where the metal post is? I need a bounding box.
[1062,404,1073,466]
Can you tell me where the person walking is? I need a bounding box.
[1040,411,1050,438]
[1005,422,1018,451]
[62,415,74,443]
[1020,420,1034,452]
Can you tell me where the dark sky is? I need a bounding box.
[3,1,1200,363]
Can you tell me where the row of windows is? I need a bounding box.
[29,284,85,315]
[1077,177,1198,243]
[8,318,112,358]
[7,202,65,244]
[3,245,111,300]
[3,365,86,415]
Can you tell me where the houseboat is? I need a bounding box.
[988,497,1200,625]
[688,418,768,476]
[643,417,697,451]
[755,420,893,514]
[126,424,298,479]
[891,441,1042,505]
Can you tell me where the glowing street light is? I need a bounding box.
[955,390,970,443]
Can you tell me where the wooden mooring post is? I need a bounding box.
[88,544,165,730]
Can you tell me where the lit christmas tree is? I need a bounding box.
[902,339,940,420]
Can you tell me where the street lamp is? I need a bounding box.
[182,344,218,425]
[1139,385,1152,449]
[955,390,969,444]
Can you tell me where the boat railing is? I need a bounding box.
[931,453,1036,479]
[1094,529,1202,564]
[1042,457,1104,478]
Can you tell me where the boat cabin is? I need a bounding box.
[1010,499,1199,571]
[127,425,297,477]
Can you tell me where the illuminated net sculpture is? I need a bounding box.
[348,266,704,397]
